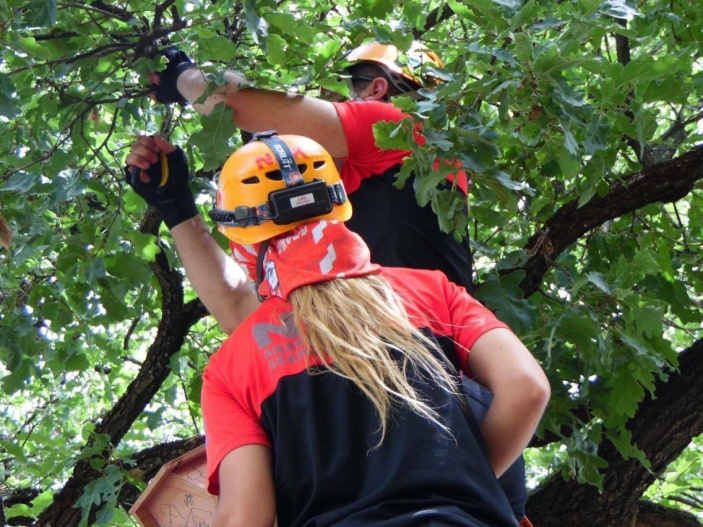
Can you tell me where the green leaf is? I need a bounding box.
[0,73,21,118]
[129,232,161,262]
[17,36,53,60]
[559,120,580,156]
[555,310,600,351]
[599,0,640,20]
[473,271,537,334]
[447,0,473,18]
[196,32,237,62]
[189,103,240,171]
[1,172,39,193]
[1,359,32,394]
[24,0,58,27]
[554,145,582,179]
[0,438,26,460]
[609,429,649,466]
[372,119,415,150]
[266,34,287,66]
[587,272,611,294]
[584,116,610,155]
[603,363,645,423]
[244,0,270,47]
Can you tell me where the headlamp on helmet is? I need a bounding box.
[209,132,352,245]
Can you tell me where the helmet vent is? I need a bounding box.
[265,170,283,181]
[313,161,325,169]
[243,176,260,184]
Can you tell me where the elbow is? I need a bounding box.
[519,369,551,416]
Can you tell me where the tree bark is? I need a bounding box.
[635,501,702,527]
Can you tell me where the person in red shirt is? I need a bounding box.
[146,43,473,293]
[126,42,534,525]
[199,131,549,527]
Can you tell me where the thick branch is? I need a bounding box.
[635,501,702,527]
[517,145,703,296]
[527,338,703,526]
[119,436,205,511]
[415,5,455,37]
[34,212,208,527]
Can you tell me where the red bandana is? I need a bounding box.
[230,221,381,300]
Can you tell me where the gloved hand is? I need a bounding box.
[125,143,199,229]
[149,47,197,105]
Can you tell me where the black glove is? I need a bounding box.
[150,47,197,105]
[125,147,199,229]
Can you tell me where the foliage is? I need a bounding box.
[0,0,702,525]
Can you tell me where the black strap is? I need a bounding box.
[209,181,347,228]
[254,131,304,188]
[255,239,271,302]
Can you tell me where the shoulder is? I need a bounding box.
[332,100,407,125]
[207,299,291,371]
[380,267,453,323]
[381,267,453,297]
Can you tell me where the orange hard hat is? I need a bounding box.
[343,41,444,92]
[209,132,352,245]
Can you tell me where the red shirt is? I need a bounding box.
[202,268,516,526]
[333,100,469,194]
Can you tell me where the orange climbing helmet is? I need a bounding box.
[343,41,444,93]
[209,132,352,245]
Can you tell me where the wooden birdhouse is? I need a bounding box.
[130,444,217,527]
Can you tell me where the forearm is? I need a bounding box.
[171,215,259,334]
[479,379,549,477]
[173,68,348,156]
[176,68,250,115]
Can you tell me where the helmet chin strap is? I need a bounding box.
[255,239,272,302]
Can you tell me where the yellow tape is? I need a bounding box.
[159,152,169,187]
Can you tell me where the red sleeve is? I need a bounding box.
[202,343,271,496]
[381,268,509,375]
[441,277,510,374]
[332,100,411,193]
[333,100,468,195]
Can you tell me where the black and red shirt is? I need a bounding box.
[332,101,474,292]
[202,267,519,526]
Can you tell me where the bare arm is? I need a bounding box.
[170,216,259,334]
[158,68,349,158]
[467,328,550,477]
[213,445,276,527]
[126,135,259,335]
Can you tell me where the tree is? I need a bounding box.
[1,0,702,526]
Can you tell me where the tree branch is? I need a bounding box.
[516,145,703,297]
[34,212,208,527]
[527,339,703,526]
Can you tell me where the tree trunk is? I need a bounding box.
[527,339,703,526]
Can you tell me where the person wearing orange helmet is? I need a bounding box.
[144,42,474,295]
[125,41,535,526]
[195,132,549,527]
[340,41,445,98]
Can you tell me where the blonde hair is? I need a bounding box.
[289,273,460,445]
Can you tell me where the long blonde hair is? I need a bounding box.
[289,273,461,444]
